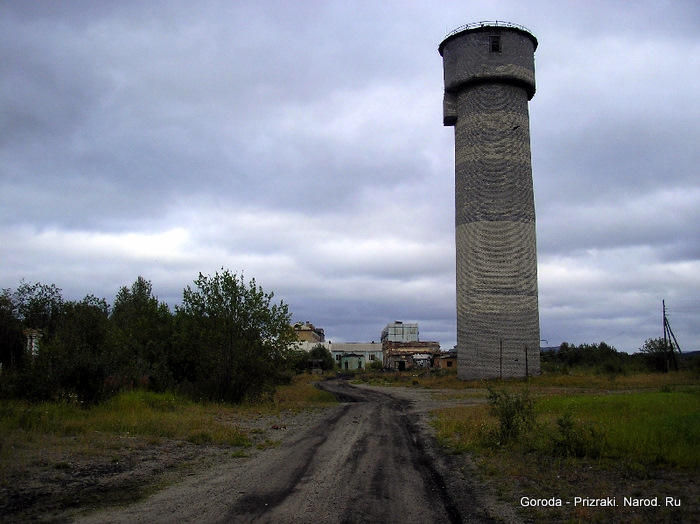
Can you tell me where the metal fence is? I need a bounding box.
[444,21,534,39]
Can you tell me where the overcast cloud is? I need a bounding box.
[2,0,699,352]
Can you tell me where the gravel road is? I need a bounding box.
[75,379,512,524]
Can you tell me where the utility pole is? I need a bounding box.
[663,300,680,371]
[525,346,529,379]
[499,339,503,380]
[663,300,669,372]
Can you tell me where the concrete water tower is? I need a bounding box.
[439,22,540,379]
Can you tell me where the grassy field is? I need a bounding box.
[432,386,700,466]
[0,374,336,452]
[3,368,698,523]
[421,369,700,523]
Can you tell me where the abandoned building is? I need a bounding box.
[380,321,419,343]
[294,321,449,371]
[383,341,441,371]
[435,350,458,370]
[339,353,364,371]
[23,328,43,357]
[292,321,325,343]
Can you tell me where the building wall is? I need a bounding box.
[436,356,457,370]
[340,354,364,371]
[330,342,382,368]
[293,322,325,343]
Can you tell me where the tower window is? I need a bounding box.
[489,35,501,53]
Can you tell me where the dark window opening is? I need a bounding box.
[489,35,501,53]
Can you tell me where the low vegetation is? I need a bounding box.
[432,383,700,467]
[425,370,699,522]
[0,374,336,521]
[0,373,335,455]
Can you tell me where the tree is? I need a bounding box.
[176,269,296,402]
[13,280,64,336]
[639,337,671,372]
[110,276,174,390]
[0,282,64,398]
[48,295,112,402]
[0,289,23,369]
[309,344,335,371]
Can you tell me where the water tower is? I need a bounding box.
[439,22,540,379]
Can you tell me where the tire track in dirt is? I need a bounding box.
[76,379,501,524]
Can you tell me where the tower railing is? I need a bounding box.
[444,20,534,39]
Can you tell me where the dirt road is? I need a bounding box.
[75,379,504,524]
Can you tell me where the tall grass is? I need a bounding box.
[433,386,700,468]
[269,374,337,411]
[0,390,249,447]
[371,368,699,391]
[537,387,700,467]
[433,404,492,454]
[0,374,336,456]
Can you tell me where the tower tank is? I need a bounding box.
[439,22,540,379]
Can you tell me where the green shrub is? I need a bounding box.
[553,412,605,458]
[368,359,383,371]
[486,387,535,445]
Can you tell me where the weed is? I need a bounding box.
[553,412,605,458]
[186,432,213,445]
[256,439,281,450]
[486,387,535,446]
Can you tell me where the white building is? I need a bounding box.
[295,341,383,369]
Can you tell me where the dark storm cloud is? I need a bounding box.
[1,0,699,351]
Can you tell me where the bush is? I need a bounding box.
[487,387,535,445]
[367,359,383,371]
[553,412,605,458]
[176,269,296,403]
[308,344,335,371]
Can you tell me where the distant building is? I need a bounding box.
[293,321,443,371]
[339,353,364,371]
[381,321,419,343]
[23,329,43,357]
[383,341,441,371]
[293,321,325,343]
[330,342,382,367]
[435,350,458,370]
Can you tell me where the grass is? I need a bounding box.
[0,390,250,447]
[360,367,699,392]
[423,370,700,523]
[432,387,700,468]
[0,374,336,446]
[537,388,700,467]
[0,374,337,489]
[266,373,338,411]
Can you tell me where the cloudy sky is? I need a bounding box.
[2,0,699,353]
